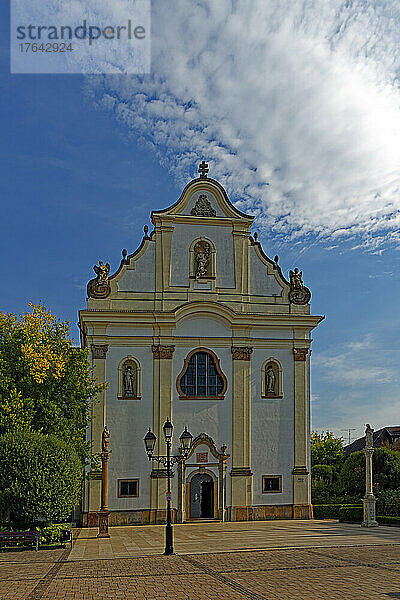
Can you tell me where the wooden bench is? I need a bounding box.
[0,531,39,551]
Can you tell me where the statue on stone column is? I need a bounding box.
[365,424,374,449]
[123,364,136,397]
[266,365,276,395]
[102,426,110,453]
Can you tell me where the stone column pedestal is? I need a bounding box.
[97,510,110,537]
[361,496,378,527]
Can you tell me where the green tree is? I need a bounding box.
[0,303,105,459]
[0,431,82,523]
[340,447,400,497]
[311,431,346,503]
[311,431,345,475]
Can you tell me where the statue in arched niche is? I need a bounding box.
[194,241,211,279]
[123,363,137,397]
[266,364,276,395]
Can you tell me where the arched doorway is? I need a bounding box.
[189,473,214,518]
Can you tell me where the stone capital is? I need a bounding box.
[152,345,175,359]
[293,348,309,361]
[231,346,253,361]
[91,344,109,359]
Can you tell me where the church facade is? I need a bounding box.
[79,163,323,526]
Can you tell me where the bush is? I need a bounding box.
[376,489,400,516]
[313,504,362,519]
[339,447,400,497]
[339,506,363,522]
[37,523,71,546]
[0,431,82,523]
[377,516,400,526]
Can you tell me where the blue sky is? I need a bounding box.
[1,1,400,444]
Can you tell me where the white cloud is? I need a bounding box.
[84,0,400,248]
[313,334,397,386]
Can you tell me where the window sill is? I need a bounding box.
[179,395,225,401]
[261,394,283,399]
[118,396,141,401]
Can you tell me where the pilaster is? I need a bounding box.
[230,346,253,508]
[150,344,175,512]
[292,345,312,516]
[88,343,108,513]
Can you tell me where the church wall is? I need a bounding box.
[172,344,232,507]
[170,223,235,288]
[251,347,294,506]
[249,247,284,297]
[181,189,224,217]
[105,345,154,512]
[117,242,155,292]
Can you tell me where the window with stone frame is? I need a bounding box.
[262,475,282,493]
[177,349,227,399]
[118,479,139,498]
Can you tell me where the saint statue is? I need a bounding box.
[194,242,210,279]
[102,426,110,453]
[365,424,374,449]
[266,365,276,394]
[123,364,136,397]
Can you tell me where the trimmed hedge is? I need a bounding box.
[313,504,362,519]
[377,516,400,526]
[339,506,363,522]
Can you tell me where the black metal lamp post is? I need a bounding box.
[144,419,193,555]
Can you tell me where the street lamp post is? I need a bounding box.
[144,418,192,555]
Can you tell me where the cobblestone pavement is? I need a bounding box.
[1,522,400,600]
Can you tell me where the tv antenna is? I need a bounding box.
[341,428,357,445]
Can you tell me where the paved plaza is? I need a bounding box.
[1,520,400,599]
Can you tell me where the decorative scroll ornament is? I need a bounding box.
[289,268,311,305]
[194,240,211,279]
[293,348,309,362]
[91,344,109,359]
[231,346,253,361]
[191,194,216,217]
[87,260,111,299]
[152,345,175,359]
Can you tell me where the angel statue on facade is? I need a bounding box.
[123,364,136,397]
[288,267,311,305]
[194,242,210,279]
[87,260,111,298]
[94,261,110,285]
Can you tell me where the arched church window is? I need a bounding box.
[177,348,227,399]
[261,358,283,399]
[118,356,141,400]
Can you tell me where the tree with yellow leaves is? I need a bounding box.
[0,303,105,460]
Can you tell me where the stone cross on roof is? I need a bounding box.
[198,160,209,178]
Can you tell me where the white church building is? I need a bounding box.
[79,162,323,526]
